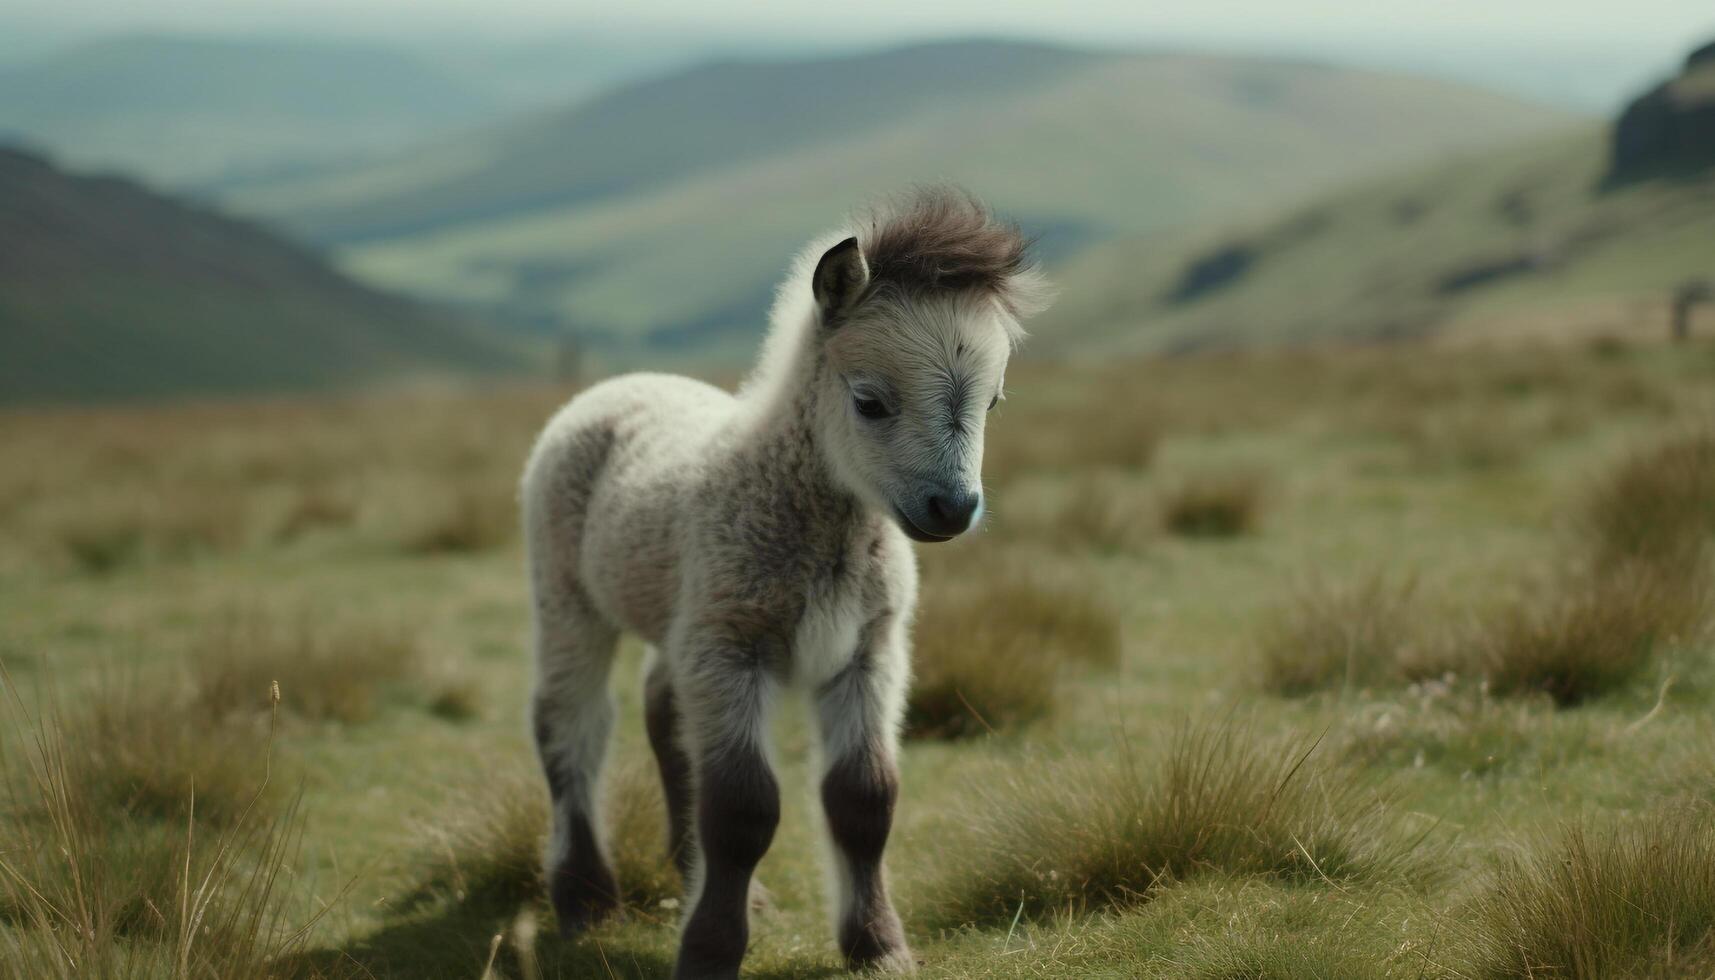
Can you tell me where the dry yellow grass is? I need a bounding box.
[1583,430,1715,571]
[406,756,678,918]
[906,571,1120,739]
[919,720,1432,928]
[192,610,422,725]
[1160,467,1266,538]
[1470,561,1709,707]
[0,674,339,979]
[1472,801,1715,978]
[1258,572,1425,696]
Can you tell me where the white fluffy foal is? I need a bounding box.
[520,188,1049,979]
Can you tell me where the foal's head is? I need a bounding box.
[807,190,1050,542]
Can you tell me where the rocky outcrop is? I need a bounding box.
[1606,40,1715,186]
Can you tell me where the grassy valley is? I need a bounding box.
[7,28,1715,980]
[0,147,529,403]
[221,40,1572,364]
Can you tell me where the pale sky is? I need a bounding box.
[4,0,1712,47]
[5,0,1714,109]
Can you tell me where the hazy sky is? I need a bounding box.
[6,0,1715,108]
[4,0,1712,45]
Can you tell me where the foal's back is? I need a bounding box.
[523,372,734,645]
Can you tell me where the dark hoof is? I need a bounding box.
[843,911,914,973]
[549,861,620,937]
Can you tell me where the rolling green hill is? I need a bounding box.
[0,35,503,186]
[223,40,1574,365]
[0,148,529,404]
[1034,47,1715,355]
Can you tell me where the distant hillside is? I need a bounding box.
[1036,41,1715,354]
[0,35,501,186]
[223,40,1574,365]
[0,148,528,404]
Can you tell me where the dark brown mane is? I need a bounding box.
[858,187,1035,311]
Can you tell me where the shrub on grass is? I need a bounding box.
[906,576,1121,739]
[273,486,358,542]
[1258,573,1422,696]
[919,720,1429,927]
[1584,431,1715,572]
[412,766,547,912]
[1034,479,1152,553]
[1161,469,1265,538]
[194,611,421,725]
[1394,408,1528,472]
[400,484,515,555]
[1472,802,1715,979]
[985,405,1161,483]
[55,673,280,828]
[55,512,146,574]
[602,759,679,911]
[427,677,483,722]
[1472,563,1708,707]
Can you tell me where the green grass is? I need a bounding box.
[4,338,1715,976]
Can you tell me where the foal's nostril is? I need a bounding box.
[924,491,981,536]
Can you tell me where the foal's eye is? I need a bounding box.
[853,396,891,420]
[988,394,999,412]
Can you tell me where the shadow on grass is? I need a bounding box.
[281,897,845,980]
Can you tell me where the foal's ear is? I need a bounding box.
[812,237,869,327]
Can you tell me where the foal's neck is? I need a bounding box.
[737,334,859,521]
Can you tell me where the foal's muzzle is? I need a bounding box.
[895,489,981,542]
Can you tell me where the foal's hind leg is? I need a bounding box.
[530,592,622,934]
[643,650,696,881]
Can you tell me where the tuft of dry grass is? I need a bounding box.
[1583,431,1715,572]
[1027,479,1153,553]
[68,679,281,828]
[411,765,548,913]
[1471,563,1709,707]
[1472,802,1715,979]
[986,403,1161,483]
[602,759,680,911]
[0,675,337,979]
[426,677,484,723]
[399,484,516,555]
[1258,573,1426,696]
[906,575,1121,739]
[273,486,359,542]
[1161,468,1265,538]
[918,720,1430,927]
[193,611,421,725]
[48,489,250,575]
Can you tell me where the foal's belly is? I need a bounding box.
[573,374,733,644]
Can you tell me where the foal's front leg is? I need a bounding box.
[815,641,914,972]
[674,655,780,980]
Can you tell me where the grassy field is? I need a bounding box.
[4,334,1715,978]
